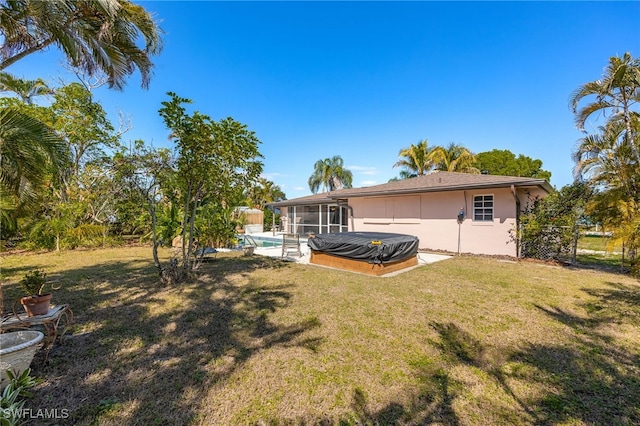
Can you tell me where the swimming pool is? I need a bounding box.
[238,235,282,248]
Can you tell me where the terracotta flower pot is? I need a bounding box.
[20,293,52,317]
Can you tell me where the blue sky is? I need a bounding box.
[6,1,640,198]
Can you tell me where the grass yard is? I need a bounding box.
[1,247,639,425]
[577,234,622,253]
[576,235,627,272]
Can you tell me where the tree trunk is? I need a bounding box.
[0,38,55,70]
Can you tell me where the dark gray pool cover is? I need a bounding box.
[307,232,419,264]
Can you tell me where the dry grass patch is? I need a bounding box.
[1,248,639,425]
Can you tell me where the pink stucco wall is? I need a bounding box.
[348,187,546,257]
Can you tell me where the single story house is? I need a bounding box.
[268,171,553,257]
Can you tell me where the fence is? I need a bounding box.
[519,225,577,264]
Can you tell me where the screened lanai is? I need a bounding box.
[268,193,349,236]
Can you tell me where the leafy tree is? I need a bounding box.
[430,142,479,173]
[308,155,353,193]
[159,92,263,282]
[0,0,163,90]
[475,149,552,181]
[519,183,592,261]
[393,139,436,178]
[112,140,176,279]
[50,83,119,177]
[16,82,123,250]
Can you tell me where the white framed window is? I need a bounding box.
[473,195,494,221]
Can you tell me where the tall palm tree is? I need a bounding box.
[0,0,163,90]
[569,52,640,165]
[0,72,53,104]
[430,142,479,173]
[308,156,353,193]
[393,139,435,178]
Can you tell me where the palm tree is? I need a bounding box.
[430,142,479,173]
[0,72,53,104]
[569,52,640,165]
[308,156,353,193]
[0,106,67,229]
[393,139,435,178]
[247,177,286,209]
[0,0,163,90]
[573,120,639,201]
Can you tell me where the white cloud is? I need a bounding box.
[360,180,378,187]
[261,172,287,180]
[348,165,377,175]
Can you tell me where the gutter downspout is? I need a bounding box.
[511,185,521,258]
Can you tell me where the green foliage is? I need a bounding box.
[0,0,163,90]
[263,208,280,232]
[0,384,24,426]
[308,156,353,193]
[245,178,286,209]
[5,369,38,399]
[519,183,592,260]
[196,203,241,249]
[430,142,479,173]
[0,103,67,233]
[96,398,121,415]
[393,139,435,178]
[19,268,47,296]
[0,368,38,426]
[51,83,119,175]
[151,93,264,282]
[392,141,479,179]
[65,224,109,249]
[475,149,552,181]
[570,52,640,277]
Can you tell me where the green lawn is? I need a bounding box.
[577,234,622,252]
[1,247,639,425]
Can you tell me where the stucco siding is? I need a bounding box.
[349,188,519,256]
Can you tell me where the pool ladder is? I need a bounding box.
[243,235,258,247]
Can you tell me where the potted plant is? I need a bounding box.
[19,269,56,317]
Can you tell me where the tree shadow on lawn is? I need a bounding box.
[528,281,640,424]
[21,254,321,425]
[330,306,640,426]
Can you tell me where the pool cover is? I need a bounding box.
[307,232,419,264]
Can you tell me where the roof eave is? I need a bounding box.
[328,180,553,199]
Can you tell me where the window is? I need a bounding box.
[473,195,493,221]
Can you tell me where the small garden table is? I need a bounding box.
[1,304,73,351]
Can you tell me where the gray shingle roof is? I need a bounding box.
[268,192,334,208]
[269,171,553,207]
